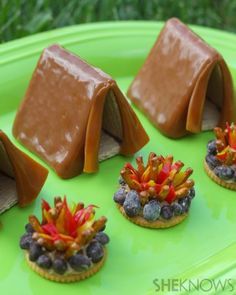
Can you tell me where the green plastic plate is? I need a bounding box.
[0,21,236,295]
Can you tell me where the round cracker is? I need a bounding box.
[117,204,188,229]
[204,161,236,191]
[25,248,107,283]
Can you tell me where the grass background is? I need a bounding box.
[1,0,236,43]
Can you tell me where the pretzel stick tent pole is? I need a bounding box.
[127,18,235,138]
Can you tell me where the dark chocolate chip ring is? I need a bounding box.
[117,204,188,229]
[204,161,236,191]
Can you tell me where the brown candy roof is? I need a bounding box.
[13,45,149,178]
[128,18,235,138]
[0,130,48,213]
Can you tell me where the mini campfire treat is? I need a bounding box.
[204,123,236,190]
[113,153,195,228]
[19,197,109,282]
[13,44,149,179]
[127,18,235,138]
[0,130,48,214]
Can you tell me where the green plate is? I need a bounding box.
[0,21,236,295]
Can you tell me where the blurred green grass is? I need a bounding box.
[1,0,236,43]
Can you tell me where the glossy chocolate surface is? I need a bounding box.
[13,45,149,178]
[0,130,48,208]
[127,18,235,138]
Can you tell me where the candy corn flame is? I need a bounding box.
[121,153,194,204]
[214,123,236,165]
[29,197,107,257]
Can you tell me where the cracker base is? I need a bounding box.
[117,204,188,229]
[25,249,107,283]
[204,161,236,191]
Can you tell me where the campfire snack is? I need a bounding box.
[127,18,235,138]
[13,44,149,179]
[19,197,109,282]
[113,153,195,228]
[204,123,236,190]
[0,130,48,214]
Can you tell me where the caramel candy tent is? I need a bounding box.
[13,45,149,179]
[127,18,235,138]
[0,131,48,214]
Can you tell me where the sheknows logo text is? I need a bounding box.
[153,278,234,293]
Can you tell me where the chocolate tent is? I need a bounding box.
[13,45,149,179]
[127,18,235,138]
[0,131,48,214]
